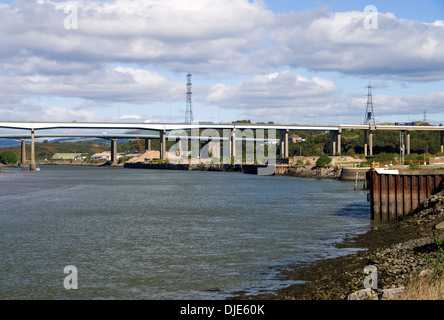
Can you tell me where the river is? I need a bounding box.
[0,165,371,299]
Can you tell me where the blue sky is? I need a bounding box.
[267,0,444,21]
[0,0,443,127]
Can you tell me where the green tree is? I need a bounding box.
[316,154,331,167]
[0,150,18,164]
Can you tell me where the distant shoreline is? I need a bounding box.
[2,161,371,182]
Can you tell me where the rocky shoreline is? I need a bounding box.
[240,189,444,300]
[124,162,350,179]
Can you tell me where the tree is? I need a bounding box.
[0,150,18,164]
[316,154,331,167]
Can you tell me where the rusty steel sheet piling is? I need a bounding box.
[367,169,444,221]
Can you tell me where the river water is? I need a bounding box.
[0,165,371,300]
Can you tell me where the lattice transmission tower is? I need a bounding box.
[185,73,193,123]
[364,81,376,126]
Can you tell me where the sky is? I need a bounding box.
[0,0,444,128]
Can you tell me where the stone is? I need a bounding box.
[379,287,405,300]
[417,269,434,279]
[347,288,378,300]
[434,221,444,232]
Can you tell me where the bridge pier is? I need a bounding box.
[441,132,443,154]
[369,130,373,156]
[110,139,117,164]
[337,128,341,155]
[330,131,336,155]
[364,130,368,157]
[30,129,36,171]
[160,130,166,160]
[363,130,374,157]
[19,139,27,168]
[145,139,151,152]
[230,128,236,159]
[330,130,342,155]
[406,131,411,155]
[279,129,289,158]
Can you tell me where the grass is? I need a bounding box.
[401,274,444,300]
[401,237,444,300]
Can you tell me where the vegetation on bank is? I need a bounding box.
[0,150,18,164]
[402,237,444,300]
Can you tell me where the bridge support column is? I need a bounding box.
[441,132,443,154]
[406,131,411,155]
[364,130,368,157]
[230,128,236,159]
[160,130,166,160]
[19,139,27,168]
[369,130,373,156]
[145,139,151,152]
[337,128,342,156]
[330,131,337,155]
[110,139,117,164]
[30,129,36,171]
[279,129,289,158]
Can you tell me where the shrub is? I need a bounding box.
[0,150,17,164]
[316,154,331,167]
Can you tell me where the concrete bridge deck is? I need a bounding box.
[1,121,443,170]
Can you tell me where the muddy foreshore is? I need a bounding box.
[232,189,444,300]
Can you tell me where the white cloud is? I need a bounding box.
[0,0,274,75]
[267,9,444,80]
[203,71,341,109]
[0,65,183,104]
[0,1,443,124]
[1,1,444,79]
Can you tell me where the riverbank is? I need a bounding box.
[4,161,367,181]
[239,188,444,300]
[123,162,362,180]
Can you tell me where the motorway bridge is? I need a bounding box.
[0,121,442,170]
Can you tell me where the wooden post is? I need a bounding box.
[419,175,427,204]
[396,175,404,218]
[403,175,411,217]
[371,170,381,221]
[411,176,419,211]
[354,172,358,190]
[426,175,434,198]
[388,174,397,221]
[380,174,389,221]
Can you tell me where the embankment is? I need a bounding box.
[124,162,368,180]
[124,162,243,172]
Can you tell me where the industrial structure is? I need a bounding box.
[364,81,376,126]
[185,73,193,123]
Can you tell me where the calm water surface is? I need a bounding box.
[0,165,371,299]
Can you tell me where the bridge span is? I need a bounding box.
[0,121,443,170]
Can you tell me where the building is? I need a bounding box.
[52,153,83,160]
[429,157,444,165]
[90,151,111,161]
[289,135,305,143]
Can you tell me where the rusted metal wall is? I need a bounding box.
[367,169,443,221]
